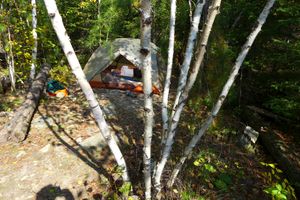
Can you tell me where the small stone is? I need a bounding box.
[16,151,26,158]
[0,112,9,117]
[128,195,140,200]
[76,137,83,143]
[40,144,52,153]
[0,177,6,184]
[20,175,28,181]
[56,197,67,200]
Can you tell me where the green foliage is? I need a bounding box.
[264,183,288,200]
[0,97,23,112]
[208,125,237,138]
[260,162,296,200]
[75,0,140,53]
[193,149,234,193]
[263,80,300,120]
[203,163,217,173]
[181,189,206,200]
[49,65,73,85]
[264,98,300,120]
[0,0,33,83]
[214,173,232,192]
[191,0,300,122]
[118,182,132,198]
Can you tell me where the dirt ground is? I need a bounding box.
[0,88,297,200]
[0,89,161,200]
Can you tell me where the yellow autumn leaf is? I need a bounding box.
[24,52,31,59]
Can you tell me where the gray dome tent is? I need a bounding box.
[83,38,163,93]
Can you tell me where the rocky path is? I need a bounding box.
[0,89,161,199]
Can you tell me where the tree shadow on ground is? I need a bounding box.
[36,184,74,200]
[37,88,162,197]
[37,106,115,187]
[93,89,163,189]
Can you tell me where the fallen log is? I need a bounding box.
[241,107,300,197]
[0,63,51,143]
[247,105,291,123]
[260,129,300,197]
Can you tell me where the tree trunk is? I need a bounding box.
[140,0,154,199]
[7,27,15,91]
[0,63,50,143]
[167,0,276,187]
[42,0,130,183]
[157,0,222,186]
[98,0,101,18]
[171,0,206,118]
[0,76,11,94]
[188,0,192,23]
[161,0,176,145]
[172,0,221,115]
[30,0,38,81]
[154,0,206,194]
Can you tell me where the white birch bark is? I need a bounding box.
[7,27,15,91]
[188,0,193,23]
[161,0,222,169]
[154,0,206,193]
[171,0,205,118]
[30,0,38,81]
[172,0,220,117]
[161,0,176,145]
[98,0,101,18]
[140,1,153,199]
[97,0,101,44]
[43,0,130,183]
[167,0,276,187]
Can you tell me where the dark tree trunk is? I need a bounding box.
[0,63,50,143]
[0,76,11,94]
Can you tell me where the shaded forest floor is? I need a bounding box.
[0,87,297,199]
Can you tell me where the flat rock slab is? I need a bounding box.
[0,143,99,200]
[0,89,161,199]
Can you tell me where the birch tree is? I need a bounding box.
[42,0,130,183]
[159,0,222,172]
[167,0,276,187]
[30,0,38,81]
[140,0,154,198]
[154,0,206,193]
[161,0,176,144]
[170,0,206,118]
[7,27,15,91]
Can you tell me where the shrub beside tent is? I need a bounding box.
[83,38,164,94]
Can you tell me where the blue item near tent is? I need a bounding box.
[46,80,65,93]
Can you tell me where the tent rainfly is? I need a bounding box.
[83,38,163,94]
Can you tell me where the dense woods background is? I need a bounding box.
[0,0,299,199]
[1,0,298,119]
